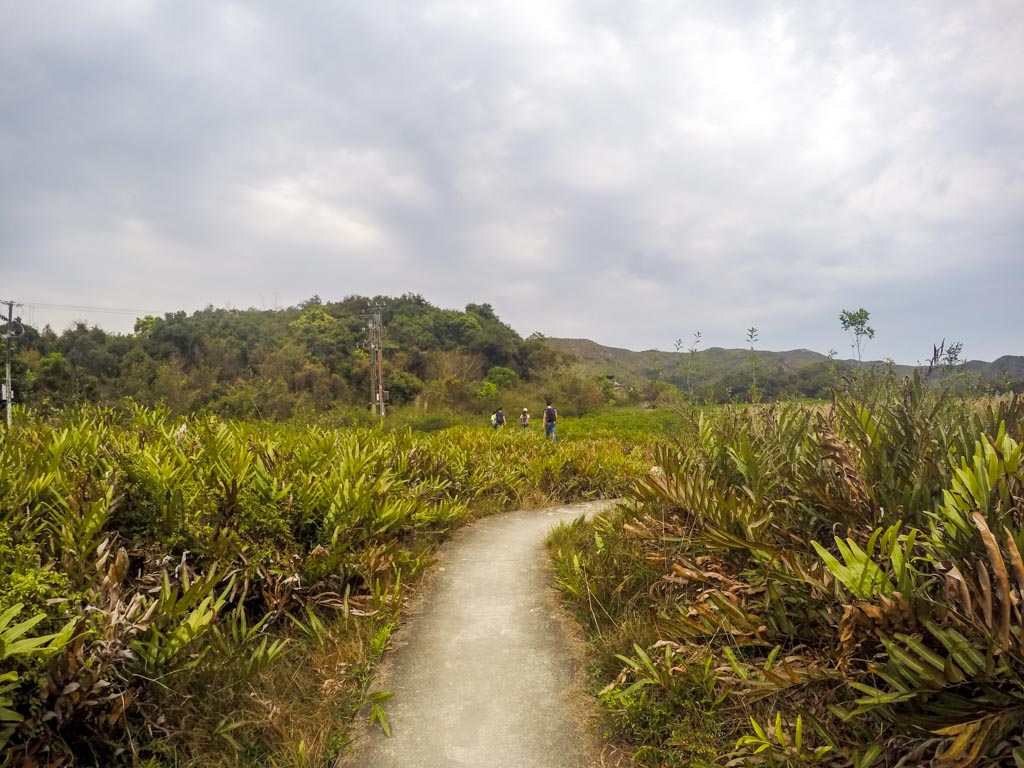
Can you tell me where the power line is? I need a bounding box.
[22,302,157,315]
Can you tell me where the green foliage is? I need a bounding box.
[559,406,695,442]
[361,690,395,737]
[0,525,76,630]
[1,604,77,749]
[486,365,520,390]
[475,380,498,403]
[550,381,1024,767]
[840,308,875,361]
[730,713,834,767]
[9,296,560,417]
[548,334,1009,406]
[0,405,646,764]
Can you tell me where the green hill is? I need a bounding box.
[6,297,1021,416]
[7,295,565,418]
[546,337,1023,400]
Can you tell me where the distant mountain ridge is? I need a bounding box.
[546,337,1024,398]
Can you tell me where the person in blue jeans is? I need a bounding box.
[542,400,557,442]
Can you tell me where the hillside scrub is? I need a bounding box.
[549,338,1024,404]
[549,377,1024,767]
[8,296,582,418]
[0,405,647,767]
[11,296,1022,426]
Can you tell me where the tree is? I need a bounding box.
[746,326,761,403]
[385,369,424,404]
[38,352,71,395]
[475,380,499,409]
[464,303,497,321]
[485,366,520,390]
[927,339,977,394]
[289,307,351,367]
[682,331,702,399]
[840,308,875,362]
[941,341,964,370]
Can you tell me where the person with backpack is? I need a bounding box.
[495,407,506,428]
[542,400,557,442]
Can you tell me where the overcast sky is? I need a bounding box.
[2,1,1021,364]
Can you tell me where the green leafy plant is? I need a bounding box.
[552,385,1024,767]
[1,603,76,748]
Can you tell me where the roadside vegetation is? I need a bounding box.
[549,375,1024,767]
[6,297,1024,766]
[0,406,647,766]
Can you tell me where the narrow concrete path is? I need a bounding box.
[340,500,622,768]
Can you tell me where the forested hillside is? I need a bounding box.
[8,295,574,418]
[9,297,1021,418]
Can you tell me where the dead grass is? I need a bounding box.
[165,613,392,768]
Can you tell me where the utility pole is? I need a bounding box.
[1,300,23,428]
[361,304,387,418]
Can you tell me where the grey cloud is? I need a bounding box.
[1,1,1021,362]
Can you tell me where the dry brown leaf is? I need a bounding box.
[977,559,994,630]
[947,565,974,619]
[972,512,1012,649]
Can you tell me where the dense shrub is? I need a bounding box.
[0,405,646,766]
[550,380,1024,767]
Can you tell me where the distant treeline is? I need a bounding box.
[546,338,1024,405]
[8,295,574,418]
[10,295,1018,418]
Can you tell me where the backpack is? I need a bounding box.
[544,406,556,423]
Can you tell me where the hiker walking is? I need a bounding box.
[495,407,506,428]
[519,408,530,428]
[542,400,557,442]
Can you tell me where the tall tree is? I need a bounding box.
[840,308,875,361]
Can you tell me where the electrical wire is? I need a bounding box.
[22,302,156,315]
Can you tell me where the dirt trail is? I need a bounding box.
[340,500,623,768]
